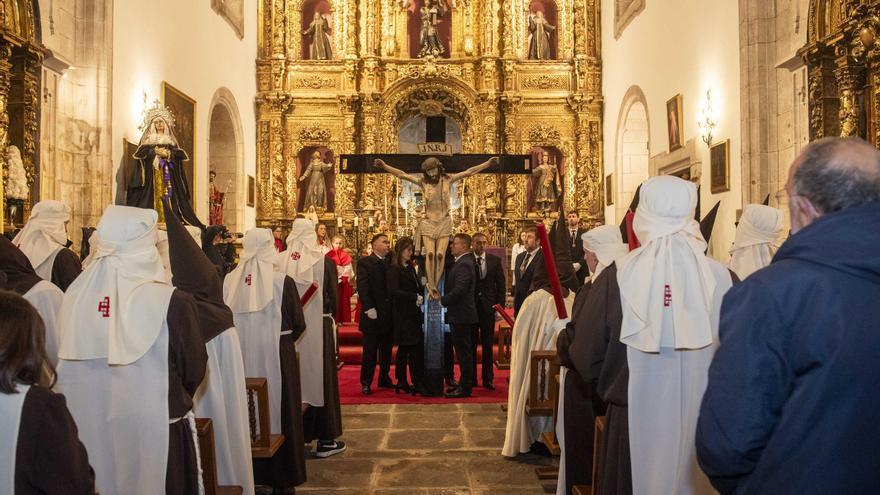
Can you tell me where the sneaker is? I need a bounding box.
[316,440,347,458]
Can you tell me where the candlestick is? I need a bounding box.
[336,217,342,228]
[354,216,359,227]
[369,216,374,228]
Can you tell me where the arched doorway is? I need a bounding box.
[207,88,244,232]
[615,86,650,223]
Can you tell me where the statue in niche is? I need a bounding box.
[527,11,556,60]
[419,0,447,58]
[303,12,333,60]
[299,150,333,210]
[531,150,561,211]
[126,103,202,227]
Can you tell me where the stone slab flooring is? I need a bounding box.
[298,403,559,494]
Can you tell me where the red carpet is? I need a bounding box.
[339,364,509,405]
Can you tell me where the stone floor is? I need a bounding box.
[298,403,558,494]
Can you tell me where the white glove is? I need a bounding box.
[366,308,378,320]
[572,262,581,272]
[547,318,570,337]
[494,312,503,321]
[416,295,424,306]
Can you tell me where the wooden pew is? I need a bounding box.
[245,377,285,458]
[540,372,562,455]
[526,350,560,417]
[495,322,513,370]
[195,418,243,495]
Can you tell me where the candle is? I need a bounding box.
[354,216,359,227]
[336,217,343,228]
[369,216,374,228]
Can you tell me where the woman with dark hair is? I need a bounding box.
[0,290,94,494]
[387,237,427,395]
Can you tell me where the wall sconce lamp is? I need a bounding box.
[698,89,716,146]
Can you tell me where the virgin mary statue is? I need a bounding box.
[125,103,204,227]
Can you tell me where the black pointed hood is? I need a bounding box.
[762,194,770,206]
[694,185,702,222]
[164,199,234,342]
[80,227,96,262]
[202,224,227,275]
[0,235,42,294]
[700,200,721,243]
[529,211,578,297]
[620,184,642,243]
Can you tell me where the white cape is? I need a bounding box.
[32,247,63,282]
[502,289,573,457]
[23,280,63,366]
[294,258,325,408]
[0,384,30,495]
[193,328,255,495]
[626,260,731,495]
[57,286,172,495]
[228,272,286,434]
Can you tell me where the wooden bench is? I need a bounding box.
[540,372,562,455]
[526,350,560,417]
[245,377,285,458]
[495,322,513,370]
[195,418,243,495]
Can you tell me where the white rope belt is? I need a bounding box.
[169,410,205,495]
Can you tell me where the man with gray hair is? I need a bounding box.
[697,137,880,494]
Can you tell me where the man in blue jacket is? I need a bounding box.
[696,137,880,494]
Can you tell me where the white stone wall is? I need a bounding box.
[110,0,258,228]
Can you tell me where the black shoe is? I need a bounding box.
[377,376,394,388]
[529,441,552,457]
[444,387,471,398]
[394,382,412,394]
[412,383,431,396]
[316,440,347,458]
[361,385,371,395]
[484,381,495,391]
[445,378,459,389]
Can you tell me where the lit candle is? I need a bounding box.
[354,216,359,227]
[369,216,375,228]
[336,217,343,228]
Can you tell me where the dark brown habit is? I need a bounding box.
[166,290,210,495]
[48,247,82,291]
[14,387,95,494]
[252,276,309,489]
[302,260,344,442]
[556,278,607,493]
[566,263,631,495]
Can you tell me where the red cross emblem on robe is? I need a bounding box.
[663,284,672,307]
[98,297,111,318]
[245,274,252,286]
[291,251,301,260]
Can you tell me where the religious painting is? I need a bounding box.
[666,94,684,152]
[526,146,563,213]
[162,82,196,207]
[710,139,730,193]
[407,0,452,59]
[247,175,255,207]
[211,0,244,38]
[605,173,614,206]
[297,146,336,213]
[300,0,334,59]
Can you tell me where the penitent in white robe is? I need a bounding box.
[22,280,63,366]
[294,258,326,408]
[502,289,573,458]
[193,328,255,495]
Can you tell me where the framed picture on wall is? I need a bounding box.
[710,139,730,193]
[162,82,196,207]
[247,175,256,207]
[605,173,614,206]
[666,94,684,152]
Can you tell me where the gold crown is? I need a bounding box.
[140,100,176,131]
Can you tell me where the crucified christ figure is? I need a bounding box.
[376,155,499,299]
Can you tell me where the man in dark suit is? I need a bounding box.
[566,211,588,286]
[356,233,393,394]
[440,233,479,398]
[513,228,542,317]
[472,232,506,390]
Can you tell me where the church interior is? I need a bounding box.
[2,0,879,494]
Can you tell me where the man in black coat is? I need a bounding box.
[696,137,880,495]
[356,233,393,394]
[472,232,506,390]
[513,228,542,317]
[566,211,588,286]
[440,233,479,398]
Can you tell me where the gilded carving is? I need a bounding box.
[298,125,332,142]
[290,76,337,89]
[521,74,567,90]
[527,124,561,143]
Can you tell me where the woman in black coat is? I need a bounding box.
[387,237,426,395]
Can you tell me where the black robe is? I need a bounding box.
[126,144,203,228]
[556,279,607,494]
[567,264,631,495]
[49,247,82,291]
[14,387,95,494]
[253,276,308,488]
[302,261,344,443]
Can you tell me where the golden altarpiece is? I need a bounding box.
[256,0,603,247]
[0,0,44,230]
[803,0,880,144]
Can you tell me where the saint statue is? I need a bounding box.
[527,11,556,60]
[376,155,498,299]
[299,150,333,210]
[419,0,446,58]
[126,103,202,227]
[208,170,225,226]
[532,151,561,211]
[303,12,333,60]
